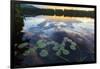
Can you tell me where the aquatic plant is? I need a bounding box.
[21,36,78,62]
[36,39,47,48]
[39,49,48,57]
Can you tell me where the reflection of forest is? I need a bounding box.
[20,4,95,18]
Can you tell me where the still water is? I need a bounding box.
[21,16,95,65]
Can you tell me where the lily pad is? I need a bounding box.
[56,50,61,56]
[62,49,69,55]
[60,46,65,50]
[36,40,46,48]
[70,45,77,50]
[66,38,73,42]
[39,50,48,57]
[18,42,28,48]
[52,46,59,51]
[71,42,77,46]
[23,48,35,56]
[23,50,31,56]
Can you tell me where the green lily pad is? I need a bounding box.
[18,42,28,48]
[56,50,61,56]
[60,46,65,50]
[39,50,48,57]
[23,48,35,56]
[71,42,77,46]
[23,50,30,56]
[66,38,72,42]
[52,45,60,51]
[62,49,69,55]
[29,48,36,54]
[70,45,77,50]
[36,40,46,48]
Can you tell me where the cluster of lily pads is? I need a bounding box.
[17,36,77,60]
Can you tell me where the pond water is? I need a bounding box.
[21,16,95,66]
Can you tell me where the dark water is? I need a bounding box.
[19,16,95,66]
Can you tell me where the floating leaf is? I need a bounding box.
[71,42,77,46]
[36,40,46,48]
[70,45,76,50]
[52,46,59,51]
[23,48,35,56]
[23,50,31,56]
[54,42,59,46]
[18,43,28,48]
[39,50,48,57]
[29,48,36,54]
[46,41,56,46]
[61,42,65,46]
[56,50,61,56]
[62,49,69,55]
[79,56,87,62]
[66,38,72,42]
[60,46,65,50]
